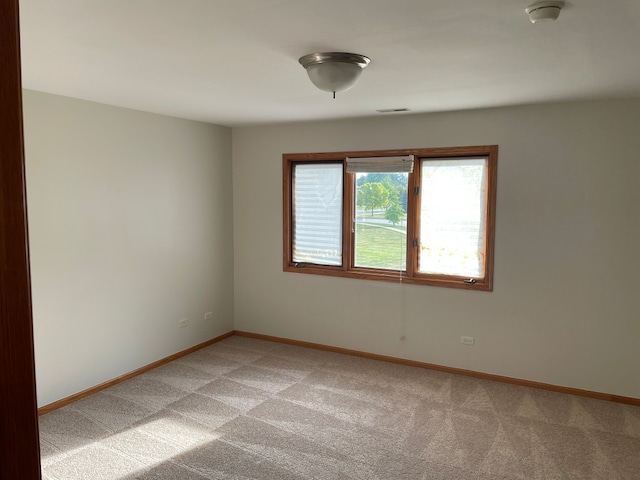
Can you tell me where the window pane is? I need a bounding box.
[419,158,488,277]
[292,163,342,266]
[354,172,408,270]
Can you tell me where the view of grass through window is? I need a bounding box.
[354,172,408,270]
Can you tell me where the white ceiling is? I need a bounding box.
[19,0,640,127]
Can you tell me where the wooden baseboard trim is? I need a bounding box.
[234,330,640,406]
[38,329,639,413]
[37,331,235,415]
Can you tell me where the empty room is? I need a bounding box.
[2,0,639,479]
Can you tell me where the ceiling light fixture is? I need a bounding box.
[525,1,565,23]
[298,52,370,99]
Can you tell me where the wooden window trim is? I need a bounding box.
[283,145,498,291]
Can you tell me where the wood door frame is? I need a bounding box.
[0,0,42,478]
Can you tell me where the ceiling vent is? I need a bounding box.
[376,108,410,113]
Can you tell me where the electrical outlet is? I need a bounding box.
[461,336,475,345]
[204,312,213,320]
[179,318,188,328]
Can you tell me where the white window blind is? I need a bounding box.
[419,158,488,277]
[346,155,414,173]
[292,163,343,266]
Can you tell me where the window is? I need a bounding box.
[283,146,498,291]
[292,162,342,266]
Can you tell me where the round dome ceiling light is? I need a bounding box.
[299,52,370,99]
[525,1,565,23]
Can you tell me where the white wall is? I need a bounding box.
[23,91,234,407]
[232,99,640,399]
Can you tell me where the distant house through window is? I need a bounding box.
[283,145,498,291]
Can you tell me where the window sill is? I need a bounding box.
[283,264,492,291]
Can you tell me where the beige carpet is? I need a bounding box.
[39,336,640,479]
